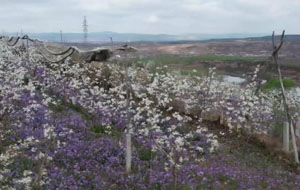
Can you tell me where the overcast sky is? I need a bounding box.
[0,0,299,34]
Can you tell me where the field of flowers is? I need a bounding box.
[0,39,300,189]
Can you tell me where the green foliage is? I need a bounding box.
[179,184,193,190]
[90,125,122,138]
[197,184,208,190]
[272,123,284,139]
[271,100,286,139]
[139,148,156,161]
[23,77,29,85]
[261,78,296,92]
[218,175,238,189]
[151,183,161,190]
[48,102,65,113]
[68,102,85,114]
[91,125,106,134]
[6,156,34,177]
[0,143,4,154]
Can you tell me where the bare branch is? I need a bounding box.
[272,30,285,56]
[272,30,299,164]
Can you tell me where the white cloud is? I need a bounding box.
[0,0,299,34]
[146,15,159,23]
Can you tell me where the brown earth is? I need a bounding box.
[61,39,300,83]
[133,40,300,58]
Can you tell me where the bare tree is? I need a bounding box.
[272,30,299,163]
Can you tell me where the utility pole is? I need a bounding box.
[60,30,63,43]
[83,16,88,43]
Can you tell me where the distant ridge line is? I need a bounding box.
[3,31,299,43]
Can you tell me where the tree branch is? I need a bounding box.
[272,30,299,164]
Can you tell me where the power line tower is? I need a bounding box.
[110,37,113,45]
[83,16,88,43]
[60,30,63,43]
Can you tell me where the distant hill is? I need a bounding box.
[246,34,300,42]
[5,31,299,43]
[7,32,176,42]
[202,35,300,43]
[5,32,269,43]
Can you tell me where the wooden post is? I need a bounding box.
[60,30,63,43]
[295,119,300,137]
[125,133,132,173]
[272,31,299,163]
[123,47,135,174]
[283,122,289,152]
[220,110,224,125]
[27,38,29,60]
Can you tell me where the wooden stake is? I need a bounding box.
[283,122,289,152]
[272,31,299,163]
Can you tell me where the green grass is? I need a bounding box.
[179,68,208,77]
[90,125,122,138]
[130,54,265,67]
[178,68,226,79]
[261,78,297,91]
[129,54,266,74]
